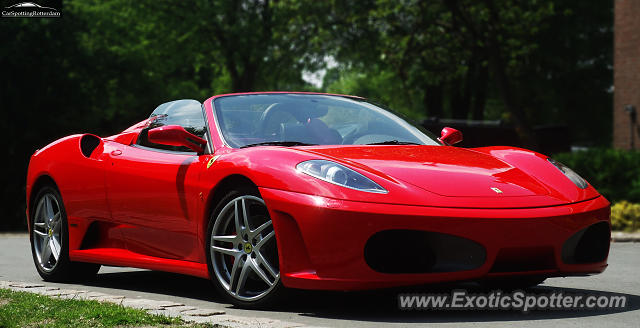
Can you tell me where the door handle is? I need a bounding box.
[111,150,122,156]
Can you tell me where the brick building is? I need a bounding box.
[614,0,640,150]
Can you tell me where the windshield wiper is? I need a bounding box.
[366,140,421,145]
[240,141,318,148]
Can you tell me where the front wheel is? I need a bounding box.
[30,185,100,282]
[206,189,284,308]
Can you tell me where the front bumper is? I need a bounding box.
[260,187,611,291]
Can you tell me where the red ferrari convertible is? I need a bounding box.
[26,92,610,307]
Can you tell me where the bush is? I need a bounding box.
[611,201,640,232]
[553,149,640,203]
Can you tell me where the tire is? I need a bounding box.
[480,276,546,291]
[30,185,100,282]
[206,186,285,308]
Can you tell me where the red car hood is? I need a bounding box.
[302,145,550,197]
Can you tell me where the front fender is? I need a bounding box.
[471,146,603,203]
[26,134,111,242]
[199,147,433,207]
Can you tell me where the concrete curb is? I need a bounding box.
[612,231,640,242]
[0,280,314,328]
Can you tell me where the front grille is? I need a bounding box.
[490,246,556,273]
[364,230,486,274]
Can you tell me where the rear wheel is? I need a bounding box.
[30,185,100,282]
[206,188,284,308]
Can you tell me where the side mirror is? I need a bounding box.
[438,127,463,146]
[148,125,207,154]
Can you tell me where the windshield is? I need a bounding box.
[212,93,440,148]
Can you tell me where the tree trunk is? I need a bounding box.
[423,83,444,118]
[231,60,258,92]
[482,0,537,148]
[486,44,537,148]
[450,79,464,119]
[472,61,488,120]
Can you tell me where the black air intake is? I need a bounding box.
[364,230,486,274]
[562,222,610,264]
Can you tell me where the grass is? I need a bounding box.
[0,288,220,328]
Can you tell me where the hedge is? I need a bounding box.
[553,149,640,203]
[611,201,640,232]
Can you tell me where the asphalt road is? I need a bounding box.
[1,233,638,328]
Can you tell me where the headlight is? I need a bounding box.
[297,160,388,193]
[547,158,588,189]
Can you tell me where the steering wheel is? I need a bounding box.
[258,103,291,139]
[341,123,367,145]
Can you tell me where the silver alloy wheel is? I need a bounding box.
[32,193,62,272]
[210,195,280,302]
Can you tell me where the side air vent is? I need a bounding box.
[79,134,102,158]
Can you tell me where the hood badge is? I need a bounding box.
[491,187,503,194]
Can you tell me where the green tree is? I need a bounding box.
[514,0,613,146]
[0,0,615,231]
[324,0,556,146]
[71,0,331,93]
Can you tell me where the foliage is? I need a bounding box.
[610,201,640,232]
[324,67,423,120]
[0,288,201,328]
[554,149,640,203]
[324,0,612,146]
[70,0,329,92]
[516,0,613,146]
[0,0,616,230]
[325,0,558,146]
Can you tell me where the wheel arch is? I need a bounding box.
[202,174,259,239]
[203,173,286,305]
[27,174,59,230]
